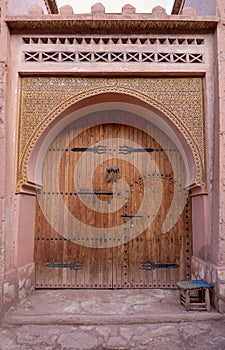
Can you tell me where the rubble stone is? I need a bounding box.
[58,331,99,350]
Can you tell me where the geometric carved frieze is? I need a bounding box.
[17,77,206,192]
[24,51,204,64]
[22,36,205,46]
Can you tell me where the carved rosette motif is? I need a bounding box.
[17,77,206,192]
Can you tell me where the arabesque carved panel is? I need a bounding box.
[17,77,206,192]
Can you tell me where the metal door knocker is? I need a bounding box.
[105,167,121,182]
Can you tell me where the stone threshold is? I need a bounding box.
[3,312,224,326]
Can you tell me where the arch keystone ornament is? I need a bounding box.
[17,77,207,193]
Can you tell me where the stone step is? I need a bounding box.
[3,312,224,326]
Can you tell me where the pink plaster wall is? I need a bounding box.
[216,0,225,266]
[209,0,225,311]
[0,0,10,318]
[191,193,211,260]
[7,0,48,15]
[183,0,216,15]
[0,9,7,278]
[15,194,36,267]
[1,0,225,314]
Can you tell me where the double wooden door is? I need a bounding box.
[34,110,192,289]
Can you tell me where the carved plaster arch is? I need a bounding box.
[17,77,206,192]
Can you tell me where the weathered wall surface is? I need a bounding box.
[0,0,37,317]
[7,0,48,14]
[1,0,225,315]
[214,0,225,313]
[0,0,7,318]
[184,0,216,16]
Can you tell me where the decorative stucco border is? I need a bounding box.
[17,76,206,192]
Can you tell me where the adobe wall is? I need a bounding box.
[187,0,225,313]
[183,0,216,16]
[215,0,225,312]
[1,1,225,315]
[0,0,8,318]
[7,0,48,15]
[0,0,36,318]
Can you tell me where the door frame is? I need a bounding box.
[15,90,208,296]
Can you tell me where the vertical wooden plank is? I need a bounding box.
[34,111,192,290]
[45,146,53,287]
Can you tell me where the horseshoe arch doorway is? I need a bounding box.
[34,109,192,289]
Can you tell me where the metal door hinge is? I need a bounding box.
[141,260,179,270]
[45,261,84,270]
[71,145,106,154]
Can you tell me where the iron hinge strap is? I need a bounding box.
[141,261,179,270]
[45,261,84,270]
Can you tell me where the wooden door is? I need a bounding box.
[34,110,192,289]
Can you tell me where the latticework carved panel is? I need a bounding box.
[24,51,204,64]
[17,77,206,192]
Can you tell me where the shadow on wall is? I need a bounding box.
[183,0,216,16]
[198,245,212,262]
